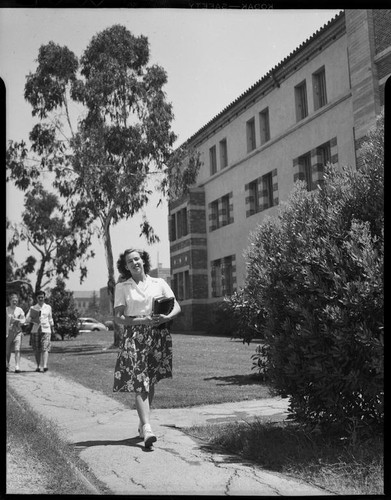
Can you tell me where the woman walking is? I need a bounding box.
[112,248,181,448]
[26,290,54,373]
[6,293,26,373]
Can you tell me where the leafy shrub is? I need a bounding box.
[206,300,239,337]
[49,278,80,340]
[206,289,265,340]
[239,114,384,433]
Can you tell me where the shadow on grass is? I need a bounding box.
[203,374,264,386]
[21,345,107,354]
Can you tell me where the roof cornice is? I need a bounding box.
[182,10,345,148]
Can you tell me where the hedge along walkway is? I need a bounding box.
[7,357,333,496]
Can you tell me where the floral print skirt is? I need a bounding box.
[113,324,172,393]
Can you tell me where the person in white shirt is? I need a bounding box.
[112,248,181,449]
[6,293,26,373]
[25,290,54,373]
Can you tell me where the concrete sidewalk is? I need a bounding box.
[7,358,332,496]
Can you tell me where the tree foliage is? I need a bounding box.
[6,25,201,346]
[49,278,80,340]
[7,184,94,293]
[232,114,384,434]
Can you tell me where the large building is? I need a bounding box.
[168,9,390,332]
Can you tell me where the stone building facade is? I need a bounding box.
[168,9,390,332]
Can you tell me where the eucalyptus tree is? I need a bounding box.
[6,25,201,345]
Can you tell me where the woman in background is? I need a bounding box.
[26,290,54,373]
[6,293,26,373]
[112,248,181,448]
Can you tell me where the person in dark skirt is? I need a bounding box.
[112,248,181,448]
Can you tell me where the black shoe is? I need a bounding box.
[43,367,48,372]
[35,368,41,372]
[15,369,21,373]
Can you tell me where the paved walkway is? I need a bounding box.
[7,358,332,496]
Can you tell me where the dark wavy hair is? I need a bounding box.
[116,248,151,281]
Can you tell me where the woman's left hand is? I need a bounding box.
[151,314,168,327]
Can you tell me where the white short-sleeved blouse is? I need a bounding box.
[114,276,175,317]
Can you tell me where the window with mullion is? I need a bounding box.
[300,153,312,191]
[313,67,327,110]
[263,172,274,209]
[259,107,270,145]
[210,145,217,175]
[219,138,228,169]
[295,81,308,121]
[246,118,256,152]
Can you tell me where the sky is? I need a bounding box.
[1,7,341,292]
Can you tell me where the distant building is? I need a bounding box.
[168,9,390,332]
[149,264,172,287]
[73,291,99,315]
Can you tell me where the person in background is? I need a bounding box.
[6,293,26,373]
[112,248,181,449]
[26,290,54,373]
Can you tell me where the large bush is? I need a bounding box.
[240,114,384,432]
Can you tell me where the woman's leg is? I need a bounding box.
[6,340,12,369]
[42,350,49,369]
[135,390,157,447]
[148,384,155,407]
[135,392,150,427]
[137,385,155,433]
[34,350,41,369]
[14,350,21,370]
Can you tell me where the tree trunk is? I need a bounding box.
[35,255,47,294]
[102,212,122,348]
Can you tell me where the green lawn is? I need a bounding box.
[20,331,271,409]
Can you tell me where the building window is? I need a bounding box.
[173,270,191,301]
[246,170,278,217]
[209,193,233,232]
[209,145,217,175]
[312,67,327,110]
[176,208,188,239]
[219,138,228,169]
[220,194,230,226]
[171,208,188,240]
[300,153,312,191]
[262,172,274,209]
[246,117,256,152]
[211,255,235,298]
[176,209,182,239]
[209,200,219,231]
[259,107,270,145]
[181,208,188,236]
[317,142,331,167]
[248,179,259,214]
[295,81,308,121]
[171,213,177,241]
